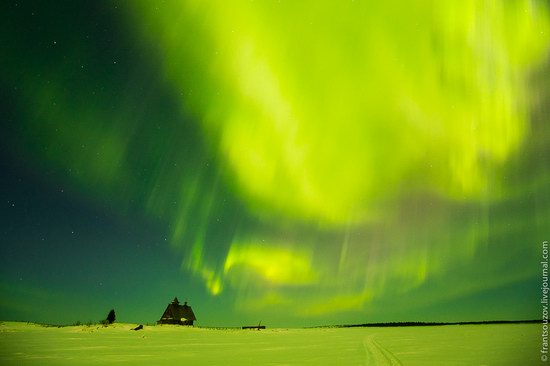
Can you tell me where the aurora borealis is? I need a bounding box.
[1,1,550,327]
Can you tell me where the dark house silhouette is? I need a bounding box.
[158,297,196,326]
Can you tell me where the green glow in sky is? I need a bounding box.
[136,0,549,224]
[2,1,550,326]
[128,0,550,319]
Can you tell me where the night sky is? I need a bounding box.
[1,1,549,327]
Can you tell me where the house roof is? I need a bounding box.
[160,297,196,322]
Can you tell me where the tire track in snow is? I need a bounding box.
[363,335,402,366]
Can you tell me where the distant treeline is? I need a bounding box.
[314,320,541,328]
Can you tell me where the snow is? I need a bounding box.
[0,322,541,365]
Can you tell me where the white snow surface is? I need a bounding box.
[0,322,541,365]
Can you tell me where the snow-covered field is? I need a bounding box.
[0,322,541,365]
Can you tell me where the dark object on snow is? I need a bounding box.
[158,297,196,325]
[242,325,266,330]
[243,321,265,330]
[106,309,116,324]
[132,324,143,331]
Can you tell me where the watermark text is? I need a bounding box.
[542,240,548,362]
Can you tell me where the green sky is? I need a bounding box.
[1,0,549,327]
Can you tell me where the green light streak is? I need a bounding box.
[224,241,317,286]
[134,0,549,225]
[127,0,550,318]
[5,0,549,322]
